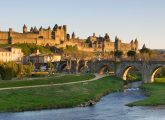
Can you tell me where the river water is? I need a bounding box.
[0,82,164,120]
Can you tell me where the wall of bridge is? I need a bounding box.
[55,60,165,83]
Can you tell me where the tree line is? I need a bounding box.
[0,62,34,80]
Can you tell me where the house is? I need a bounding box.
[0,47,23,63]
[25,50,61,64]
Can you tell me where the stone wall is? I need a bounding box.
[12,38,37,44]
[0,25,139,54]
[0,39,8,44]
[120,43,132,54]
[104,42,115,52]
[36,38,57,46]
[0,32,8,39]
[11,32,38,39]
[39,29,51,39]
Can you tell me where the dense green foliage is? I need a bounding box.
[0,62,34,80]
[114,50,123,58]
[140,48,152,54]
[64,45,78,52]
[127,77,165,106]
[0,76,123,112]
[0,74,95,88]
[14,43,52,55]
[126,73,141,82]
[127,50,136,58]
[140,48,154,58]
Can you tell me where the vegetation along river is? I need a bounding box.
[0,82,164,120]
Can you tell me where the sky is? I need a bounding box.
[0,0,165,49]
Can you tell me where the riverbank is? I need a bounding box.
[0,76,123,112]
[127,78,165,107]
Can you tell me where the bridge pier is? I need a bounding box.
[114,62,122,78]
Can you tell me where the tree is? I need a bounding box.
[127,50,136,60]
[0,65,6,80]
[0,62,13,80]
[114,50,123,58]
[17,64,24,80]
[63,46,77,73]
[47,62,55,75]
[63,47,94,74]
[140,48,154,61]
[24,62,34,77]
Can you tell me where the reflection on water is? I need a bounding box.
[0,83,164,120]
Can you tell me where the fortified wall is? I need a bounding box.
[0,24,139,53]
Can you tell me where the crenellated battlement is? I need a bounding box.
[0,24,139,53]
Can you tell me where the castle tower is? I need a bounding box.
[23,24,28,33]
[104,33,110,42]
[33,26,38,33]
[130,40,134,50]
[93,33,95,37]
[67,34,70,40]
[30,27,34,32]
[39,26,43,37]
[8,28,13,44]
[48,26,51,39]
[134,38,139,52]
[53,24,58,31]
[115,36,121,51]
[72,32,75,39]
[63,25,67,40]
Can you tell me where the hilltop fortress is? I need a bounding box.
[0,24,138,53]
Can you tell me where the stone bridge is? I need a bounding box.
[115,61,165,83]
[56,60,165,83]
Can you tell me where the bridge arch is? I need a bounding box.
[78,64,85,73]
[150,66,164,82]
[98,65,110,74]
[122,65,140,80]
[59,63,68,72]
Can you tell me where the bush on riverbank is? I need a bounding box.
[0,76,123,112]
[127,78,165,107]
[0,62,34,80]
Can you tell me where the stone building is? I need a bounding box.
[0,24,139,54]
[0,47,23,62]
[25,50,61,64]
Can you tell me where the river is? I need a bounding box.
[0,82,164,120]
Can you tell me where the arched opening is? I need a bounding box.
[0,66,5,80]
[98,65,110,75]
[122,66,141,82]
[60,63,68,72]
[78,64,85,73]
[151,66,165,82]
[0,72,2,80]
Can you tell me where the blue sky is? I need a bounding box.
[0,0,165,49]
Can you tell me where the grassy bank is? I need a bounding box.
[0,76,123,112]
[0,74,95,88]
[127,78,165,107]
